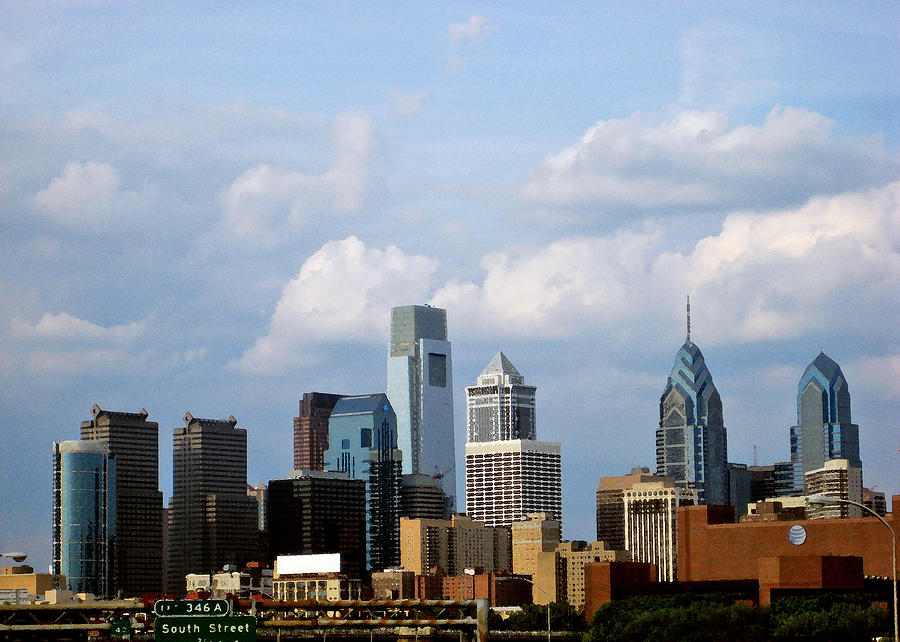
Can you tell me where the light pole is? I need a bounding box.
[499,576,551,642]
[807,494,897,642]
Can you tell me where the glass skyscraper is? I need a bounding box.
[52,440,116,597]
[386,305,455,511]
[789,351,862,493]
[323,394,402,572]
[656,304,729,506]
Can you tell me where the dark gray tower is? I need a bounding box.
[789,351,861,493]
[656,299,729,505]
[167,414,258,592]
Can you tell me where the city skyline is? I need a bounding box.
[1,4,898,574]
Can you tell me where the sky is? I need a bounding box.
[1,2,898,573]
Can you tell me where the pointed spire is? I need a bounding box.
[686,295,691,343]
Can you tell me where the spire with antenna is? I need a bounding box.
[686,295,691,343]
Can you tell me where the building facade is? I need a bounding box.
[465,351,536,442]
[790,351,862,494]
[596,468,667,549]
[465,439,562,529]
[323,394,402,572]
[805,458,863,519]
[510,512,561,577]
[80,405,163,595]
[267,470,366,580]
[400,473,446,520]
[399,515,511,576]
[656,303,729,506]
[293,392,344,471]
[167,413,258,591]
[52,440,116,597]
[533,541,629,609]
[623,478,696,582]
[386,305,455,511]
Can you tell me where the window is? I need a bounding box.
[342,439,350,450]
[428,353,447,387]
[360,428,372,448]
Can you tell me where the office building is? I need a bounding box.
[52,440,115,597]
[863,487,887,517]
[267,470,366,580]
[167,413,258,591]
[533,541,629,609]
[465,439,562,529]
[80,405,163,595]
[400,473,445,520]
[805,458,863,519]
[510,512,561,577]
[293,392,344,471]
[790,351,862,493]
[596,468,668,549]
[323,394,402,572]
[747,462,795,503]
[386,305,455,510]
[656,299,729,505]
[465,351,536,442]
[247,483,267,532]
[399,514,511,576]
[729,463,751,519]
[624,478,696,582]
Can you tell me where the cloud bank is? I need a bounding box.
[522,107,898,212]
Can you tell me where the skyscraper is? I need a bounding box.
[624,478,696,582]
[386,305,455,509]
[167,413,258,592]
[52,440,116,597]
[656,299,729,505]
[596,467,666,549]
[789,351,862,494]
[293,392,344,471]
[323,394,402,572]
[267,470,366,579]
[80,405,163,595]
[465,439,562,528]
[465,351,536,442]
[465,352,562,529]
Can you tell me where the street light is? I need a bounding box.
[0,553,27,563]
[807,494,897,642]
[498,576,551,642]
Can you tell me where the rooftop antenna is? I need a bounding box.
[753,444,758,467]
[686,295,691,342]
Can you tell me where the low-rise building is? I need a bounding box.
[371,569,415,599]
[511,512,560,577]
[534,541,629,609]
[400,515,511,576]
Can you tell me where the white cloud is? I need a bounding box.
[390,90,431,118]
[522,107,898,212]
[849,354,900,400]
[24,348,136,374]
[447,14,496,72]
[32,161,150,228]
[219,112,375,245]
[233,236,438,374]
[436,181,900,344]
[10,312,143,344]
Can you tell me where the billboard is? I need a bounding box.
[275,553,341,577]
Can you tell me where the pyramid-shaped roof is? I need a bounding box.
[480,350,520,377]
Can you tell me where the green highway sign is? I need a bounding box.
[155,616,256,642]
[109,618,132,638]
[153,599,230,617]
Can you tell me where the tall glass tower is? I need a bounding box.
[386,305,455,510]
[789,351,862,493]
[52,440,116,597]
[323,394,402,572]
[656,300,729,506]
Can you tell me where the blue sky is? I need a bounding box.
[1,2,898,573]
